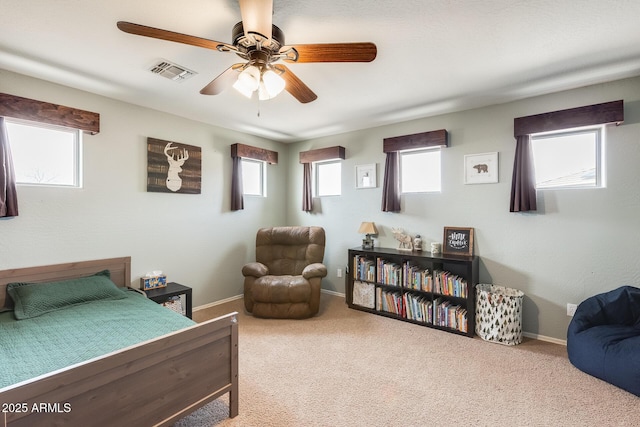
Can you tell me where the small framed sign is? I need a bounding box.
[443,227,474,256]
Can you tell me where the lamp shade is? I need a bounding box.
[264,69,285,92]
[259,69,286,100]
[233,65,261,98]
[234,65,286,101]
[358,222,378,235]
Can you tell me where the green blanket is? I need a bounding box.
[0,290,195,389]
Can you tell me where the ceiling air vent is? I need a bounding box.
[149,60,197,82]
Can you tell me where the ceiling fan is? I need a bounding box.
[117,0,377,103]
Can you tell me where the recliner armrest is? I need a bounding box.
[242,262,269,278]
[302,263,327,279]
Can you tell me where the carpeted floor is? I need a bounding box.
[174,294,639,427]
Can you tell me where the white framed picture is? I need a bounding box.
[464,152,499,184]
[355,163,377,189]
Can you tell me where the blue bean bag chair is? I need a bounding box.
[567,286,640,396]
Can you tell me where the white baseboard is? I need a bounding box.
[193,294,243,312]
[193,289,344,311]
[321,289,345,298]
[194,289,344,312]
[523,331,567,346]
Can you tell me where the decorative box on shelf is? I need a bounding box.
[140,274,167,290]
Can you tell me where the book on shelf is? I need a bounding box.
[433,270,468,298]
[433,298,468,333]
[353,256,376,282]
[377,257,403,287]
[376,288,404,316]
[403,262,433,292]
[402,292,432,324]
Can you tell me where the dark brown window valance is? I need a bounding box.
[383,129,448,153]
[231,143,278,164]
[0,93,100,135]
[299,146,345,164]
[513,100,623,137]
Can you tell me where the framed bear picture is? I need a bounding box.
[464,152,498,184]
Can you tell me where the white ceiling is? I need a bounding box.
[2,0,640,143]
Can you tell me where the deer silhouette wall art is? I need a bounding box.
[146,137,202,194]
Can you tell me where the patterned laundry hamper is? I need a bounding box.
[475,284,524,345]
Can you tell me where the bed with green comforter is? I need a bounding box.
[0,286,195,389]
[0,257,238,425]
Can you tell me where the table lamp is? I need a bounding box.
[358,222,378,250]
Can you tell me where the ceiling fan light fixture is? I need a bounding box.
[233,81,254,98]
[259,69,286,100]
[257,81,271,101]
[233,65,261,97]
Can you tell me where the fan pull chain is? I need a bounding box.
[256,94,261,117]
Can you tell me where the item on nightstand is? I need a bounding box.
[161,295,184,315]
[357,222,378,250]
[140,273,167,290]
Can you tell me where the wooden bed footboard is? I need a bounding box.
[1,311,239,426]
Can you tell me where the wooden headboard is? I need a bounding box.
[0,256,131,310]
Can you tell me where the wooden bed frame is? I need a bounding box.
[0,256,238,426]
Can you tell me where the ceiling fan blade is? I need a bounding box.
[117,21,234,52]
[274,65,317,104]
[200,64,244,95]
[281,42,377,63]
[238,0,273,42]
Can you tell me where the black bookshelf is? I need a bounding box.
[347,247,479,337]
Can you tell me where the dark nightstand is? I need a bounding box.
[144,282,193,319]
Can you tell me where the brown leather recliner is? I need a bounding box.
[242,226,327,319]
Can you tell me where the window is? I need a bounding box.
[6,118,82,187]
[400,148,441,193]
[531,126,604,189]
[241,158,266,196]
[315,160,341,196]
